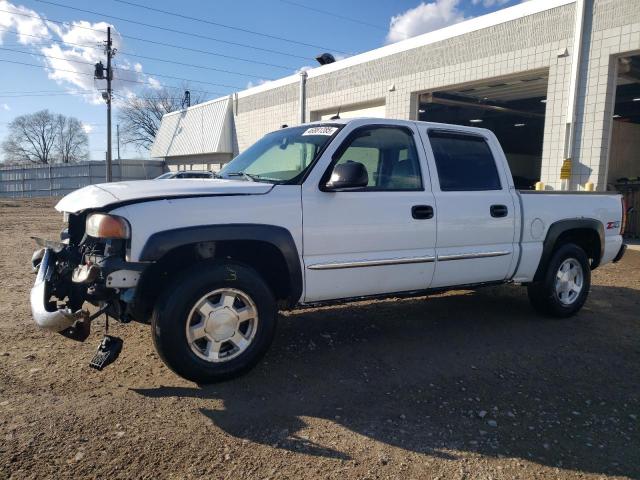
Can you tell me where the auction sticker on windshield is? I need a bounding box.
[302,126,338,136]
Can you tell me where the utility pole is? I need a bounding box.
[116,123,121,160]
[95,28,116,182]
[106,27,113,182]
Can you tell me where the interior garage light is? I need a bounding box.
[613,114,621,118]
[469,119,483,123]
[540,99,547,103]
[633,98,640,102]
[418,109,426,113]
[514,123,526,127]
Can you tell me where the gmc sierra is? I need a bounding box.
[30,118,627,382]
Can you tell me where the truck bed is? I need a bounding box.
[512,190,624,282]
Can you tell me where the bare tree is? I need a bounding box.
[117,87,208,150]
[2,110,59,164]
[1,110,89,165]
[56,115,89,163]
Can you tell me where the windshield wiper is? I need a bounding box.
[225,171,257,182]
[224,171,285,184]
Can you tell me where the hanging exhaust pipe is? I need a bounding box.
[30,248,78,332]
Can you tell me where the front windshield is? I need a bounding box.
[219,124,341,183]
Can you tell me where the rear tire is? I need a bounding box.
[151,261,277,383]
[527,243,591,318]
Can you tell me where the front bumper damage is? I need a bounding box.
[30,247,79,332]
[30,234,145,342]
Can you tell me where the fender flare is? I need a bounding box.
[139,224,302,304]
[533,218,604,281]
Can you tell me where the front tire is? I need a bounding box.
[152,261,277,383]
[527,243,591,318]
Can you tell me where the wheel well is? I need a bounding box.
[553,228,601,266]
[131,240,293,323]
[532,223,603,283]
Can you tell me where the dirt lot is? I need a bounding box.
[0,198,638,480]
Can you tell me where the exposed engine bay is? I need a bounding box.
[31,211,144,345]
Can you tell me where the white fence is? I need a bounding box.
[0,160,166,198]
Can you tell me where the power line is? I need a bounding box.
[276,0,387,31]
[0,17,296,70]
[0,89,94,94]
[0,26,288,74]
[111,92,201,102]
[0,92,95,98]
[35,0,312,60]
[112,0,347,53]
[118,51,275,80]
[0,58,226,96]
[0,46,244,89]
[121,34,295,71]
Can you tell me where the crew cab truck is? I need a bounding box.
[30,118,627,382]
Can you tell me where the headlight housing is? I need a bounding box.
[85,213,131,239]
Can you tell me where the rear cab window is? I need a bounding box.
[427,130,502,191]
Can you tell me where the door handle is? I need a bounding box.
[412,205,434,219]
[490,204,508,218]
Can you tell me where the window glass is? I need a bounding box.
[333,127,422,190]
[428,131,501,191]
[219,125,340,183]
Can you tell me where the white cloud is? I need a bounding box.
[1,103,10,111]
[472,0,509,7]
[245,78,270,89]
[0,3,155,104]
[0,0,50,45]
[386,0,468,44]
[39,20,151,103]
[147,77,161,90]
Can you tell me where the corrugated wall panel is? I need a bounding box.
[201,98,232,153]
[149,114,181,158]
[150,97,232,158]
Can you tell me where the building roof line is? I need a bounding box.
[162,0,575,116]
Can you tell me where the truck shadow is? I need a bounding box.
[134,283,640,477]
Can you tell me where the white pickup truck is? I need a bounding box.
[30,118,627,382]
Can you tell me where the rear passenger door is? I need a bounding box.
[419,128,517,288]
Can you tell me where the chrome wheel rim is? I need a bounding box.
[185,288,259,363]
[555,258,584,305]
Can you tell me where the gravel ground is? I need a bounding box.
[0,198,638,480]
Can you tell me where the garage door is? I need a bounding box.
[317,102,386,121]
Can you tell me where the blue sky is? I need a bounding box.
[0,0,520,160]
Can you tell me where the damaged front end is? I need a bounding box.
[30,246,83,333]
[30,211,144,343]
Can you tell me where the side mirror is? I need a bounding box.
[325,161,369,191]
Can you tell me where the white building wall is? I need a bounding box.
[570,0,640,189]
[180,0,640,191]
[235,1,579,187]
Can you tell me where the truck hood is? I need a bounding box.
[55,178,274,213]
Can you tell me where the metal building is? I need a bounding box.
[151,96,235,171]
[152,0,640,196]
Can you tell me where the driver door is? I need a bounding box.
[301,122,437,302]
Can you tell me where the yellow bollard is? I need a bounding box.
[535,181,545,191]
[585,181,594,191]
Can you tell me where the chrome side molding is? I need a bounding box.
[437,251,511,262]
[308,251,511,270]
[308,256,436,270]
